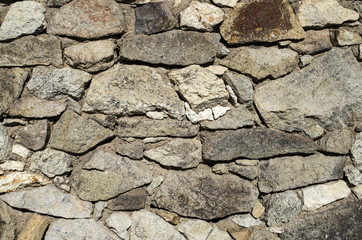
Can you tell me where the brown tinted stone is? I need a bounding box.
[16,120,49,151]
[220,0,305,44]
[108,188,147,211]
[289,30,333,55]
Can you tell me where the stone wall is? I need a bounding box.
[0,0,361,239]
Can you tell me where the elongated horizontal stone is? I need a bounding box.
[8,98,67,118]
[0,172,49,193]
[259,154,346,193]
[202,128,316,161]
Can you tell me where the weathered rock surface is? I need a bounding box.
[344,165,362,186]
[207,227,232,240]
[132,210,186,240]
[296,0,360,28]
[17,214,49,240]
[0,201,16,240]
[30,149,73,178]
[115,139,144,160]
[212,0,238,8]
[202,128,316,161]
[45,219,119,240]
[106,212,132,240]
[232,214,262,228]
[49,110,114,154]
[180,1,224,31]
[352,132,362,171]
[11,144,32,159]
[0,124,11,163]
[16,120,48,151]
[48,0,125,39]
[223,71,253,104]
[289,29,333,55]
[118,117,199,138]
[108,187,148,211]
[47,0,72,7]
[147,176,164,195]
[280,200,362,240]
[264,190,302,226]
[255,48,362,135]
[176,219,213,240]
[0,1,46,41]
[8,98,67,118]
[259,154,346,193]
[0,172,49,193]
[71,150,152,201]
[84,64,184,118]
[135,2,177,35]
[317,129,353,154]
[144,138,202,169]
[0,161,25,171]
[27,67,92,100]
[0,186,92,218]
[64,40,117,73]
[154,170,258,219]
[220,0,305,44]
[228,163,258,180]
[220,46,298,80]
[301,180,351,211]
[119,30,221,66]
[336,28,362,46]
[0,35,62,67]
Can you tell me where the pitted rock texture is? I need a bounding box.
[8,98,67,118]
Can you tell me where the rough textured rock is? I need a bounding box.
[0,201,16,240]
[49,110,114,154]
[352,185,362,200]
[30,149,73,178]
[0,124,11,163]
[108,187,148,211]
[11,144,32,159]
[71,150,152,201]
[147,176,164,195]
[106,212,132,240]
[93,201,107,220]
[0,161,25,171]
[232,214,262,228]
[176,219,213,240]
[154,170,258,219]
[301,180,351,211]
[352,132,362,171]
[144,138,202,169]
[336,28,362,46]
[119,30,221,66]
[0,35,62,67]
[0,186,92,218]
[280,200,362,240]
[46,0,72,7]
[17,214,49,240]
[248,229,280,240]
[155,209,180,225]
[47,0,125,39]
[0,172,49,193]
[259,154,346,193]
[180,1,224,31]
[252,201,265,218]
[220,46,298,80]
[169,65,228,112]
[132,210,186,240]
[45,219,119,240]
[264,190,302,226]
[228,163,258,180]
[115,139,144,160]
[223,71,253,104]
[212,0,238,8]
[296,0,360,28]
[289,30,333,55]
[8,98,67,118]
[27,67,92,100]
[135,2,177,35]
[254,48,362,135]
[220,0,305,44]
[64,40,117,73]
[16,120,48,151]
[344,165,362,186]
[317,129,353,154]
[207,227,232,240]
[84,64,184,119]
[202,128,316,161]
[118,117,199,138]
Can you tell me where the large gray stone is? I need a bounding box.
[119,30,221,66]
[71,150,152,201]
[0,124,11,164]
[254,48,362,135]
[0,35,62,67]
[0,186,92,218]
[259,153,346,193]
[16,120,48,151]
[0,1,46,41]
[47,0,125,39]
[8,98,67,118]
[202,128,316,161]
[49,110,114,154]
[84,64,184,119]
[154,169,259,220]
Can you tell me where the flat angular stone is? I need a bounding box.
[118,117,199,138]
[115,139,144,160]
[17,214,49,240]
[336,28,362,46]
[154,170,259,219]
[232,214,262,228]
[8,98,67,118]
[106,213,132,240]
[317,129,353,154]
[220,46,298,80]
[16,120,49,151]
[259,154,346,193]
[0,201,16,240]
[135,2,177,35]
[71,150,152,201]
[27,67,92,100]
[64,40,117,73]
[0,186,92,218]
[108,187,147,211]
[84,64,184,119]
[254,48,362,135]
[228,163,258,180]
[119,30,220,66]
[289,29,333,55]
[0,124,11,163]
[11,144,32,159]
[223,71,253,104]
[207,227,232,240]
[212,0,238,8]
[176,219,213,240]
[45,219,119,240]
[344,165,362,186]
[202,128,316,161]
[0,172,49,193]
[220,0,305,44]
[0,35,62,67]
[169,65,229,112]
[144,138,202,169]
[48,0,125,39]
[49,110,113,154]
[297,0,360,28]
[180,1,224,32]
[352,132,362,171]
[0,161,25,171]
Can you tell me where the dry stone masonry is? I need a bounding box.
[0,0,361,239]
